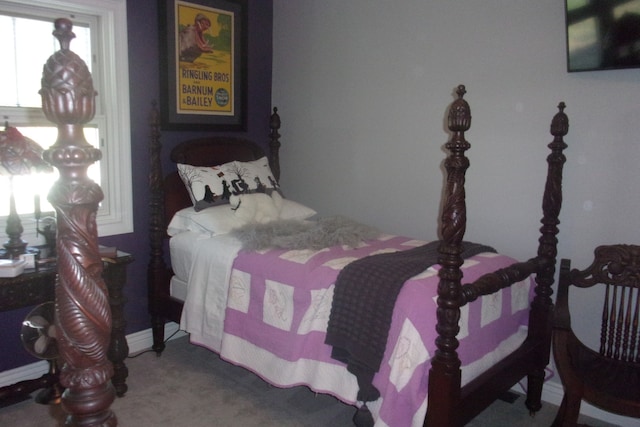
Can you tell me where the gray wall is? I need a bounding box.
[272,0,640,419]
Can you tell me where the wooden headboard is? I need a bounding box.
[149,104,282,232]
[147,103,282,346]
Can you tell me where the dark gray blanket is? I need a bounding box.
[325,240,495,426]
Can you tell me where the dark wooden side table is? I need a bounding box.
[0,250,134,404]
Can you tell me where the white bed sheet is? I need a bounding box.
[170,231,242,352]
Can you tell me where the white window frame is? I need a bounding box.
[0,0,133,242]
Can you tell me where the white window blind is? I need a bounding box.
[0,0,132,243]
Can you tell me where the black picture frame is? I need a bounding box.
[564,0,640,72]
[159,0,247,130]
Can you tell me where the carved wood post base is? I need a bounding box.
[62,378,116,427]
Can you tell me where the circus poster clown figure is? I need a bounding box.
[175,0,234,116]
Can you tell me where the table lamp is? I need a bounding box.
[0,125,53,259]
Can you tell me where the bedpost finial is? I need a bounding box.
[53,18,75,51]
[550,102,568,138]
[40,18,95,127]
[270,107,281,131]
[448,85,471,132]
[150,100,160,127]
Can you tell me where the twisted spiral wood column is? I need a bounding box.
[524,102,568,413]
[426,85,471,426]
[40,18,116,426]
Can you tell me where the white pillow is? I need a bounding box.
[167,204,240,237]
[229,192,283,226]
[279,199,317,221]
[167,198,317,236]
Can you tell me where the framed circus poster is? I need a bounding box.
[159,0,247,130]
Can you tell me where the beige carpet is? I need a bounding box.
[0,336,617,426]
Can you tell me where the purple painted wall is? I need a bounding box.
[0,0,273,372]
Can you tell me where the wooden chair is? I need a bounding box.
[552,244,640,426]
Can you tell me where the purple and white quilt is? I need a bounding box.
[184,233,533,427]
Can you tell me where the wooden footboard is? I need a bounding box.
[426,87,568,426]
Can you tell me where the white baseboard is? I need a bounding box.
[513,376,637,427]
[125,322,186,355]
[2,327,636,426]
[0,322,185,389]
[0,360,50,389]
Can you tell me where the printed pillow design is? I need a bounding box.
[178,157,280,212]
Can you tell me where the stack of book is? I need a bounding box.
[0,258,26,278]
[98,245,118,259]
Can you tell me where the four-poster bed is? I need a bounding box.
[8,12,569,427]
[147,85,569,426]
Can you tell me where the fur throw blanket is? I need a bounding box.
[231,215,380,250]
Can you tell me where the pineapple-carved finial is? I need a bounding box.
[40,19,97,128]
[448,85,471,133]
[550,102,569,138]
[270,106,280,131]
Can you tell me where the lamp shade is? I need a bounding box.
[0,127,53,176]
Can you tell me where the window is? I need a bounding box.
[0,0,132,243]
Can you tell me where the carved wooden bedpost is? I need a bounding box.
[427,85,471,427]
[40,19,116,426]
[268,107,281,182]
[148,102,168,354]
[525,102,568,413]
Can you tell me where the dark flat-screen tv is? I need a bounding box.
[565,0,640,72]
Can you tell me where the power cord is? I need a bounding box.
[126,328,181,359]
